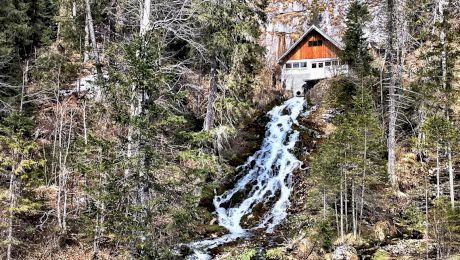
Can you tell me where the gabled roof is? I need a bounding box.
[278,25,343,64]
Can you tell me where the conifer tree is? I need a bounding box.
[0,114,43,259]
[195,0,265,131]
[340,1,372,75]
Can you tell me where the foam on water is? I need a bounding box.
[187,97,307,259]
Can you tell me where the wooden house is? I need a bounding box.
[278,25,347,96]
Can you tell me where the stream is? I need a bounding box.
[187,97,309,259]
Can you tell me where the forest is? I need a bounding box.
[0,0,459,259]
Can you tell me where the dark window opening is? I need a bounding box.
[286,63,292,68]
[308,40,323,47]
[325,61,331,66]
[332,60,338,66]
[312,63,317,68]
[293,63,300,68]
[318,63,324,68]
[300,62,307,68]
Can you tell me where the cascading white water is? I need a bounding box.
[187,97,307,259]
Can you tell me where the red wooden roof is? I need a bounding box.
[278,25,343,64]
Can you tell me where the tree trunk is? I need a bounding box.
[335,198,339,237]
[204,59,218,131]
[344,170,348,232]
[340,172,344,243]
[84,0,102,76]
[7,165,17,260]
[438,0,454,209]
[140,0,151,38]
[20,60,29,113]
[352,180,357,237]
[83,101,88,145]
[83,13,90,63]
[323,189,327,220]
[424,165,430,259]
[387,0,397,186]
[360,125,368,232]
[447,144,455,208]
[436,144,440,198]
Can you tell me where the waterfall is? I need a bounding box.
[188,97,308,259]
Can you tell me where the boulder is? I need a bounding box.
[332,245,358,260]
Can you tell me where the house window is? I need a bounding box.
[332,60,338,66]
[293,62,300,68]
[325,61,331,66]
[300,62,307,68]
[312,63,317,68]
[308,40,323,47]
[318,62,324,68]
[286,63,292,69]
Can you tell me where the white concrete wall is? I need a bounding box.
[281,58,347,96]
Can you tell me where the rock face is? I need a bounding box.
[262,0,386,65]
[332,245,358,260]
[382,239,436,257]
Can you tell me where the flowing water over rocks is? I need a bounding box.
[187,97,309,259]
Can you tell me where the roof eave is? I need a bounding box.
[277,25,343,64]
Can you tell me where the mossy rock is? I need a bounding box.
[371,249,390,260]
[195,224,228,237]
[198,183,220,209]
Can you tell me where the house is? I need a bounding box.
[278,25,347,96]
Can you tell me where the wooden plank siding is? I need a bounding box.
[287,32,339,60]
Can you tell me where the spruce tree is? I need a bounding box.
[340,0,372,75]
[194,0,266,131]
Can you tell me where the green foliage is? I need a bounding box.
[265,247,287,259]
[422,115,458,146]
[429,196,460,256]
[311,78,385,239]
[234,248,257,260]
[0,0,57,80]
[192,0,266,126]
[371,249,390,260]
[328,77,357,108]
[0,113,43,254]
[399,205,425,234]
[315,220,336,250]
[340,1,372,74]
